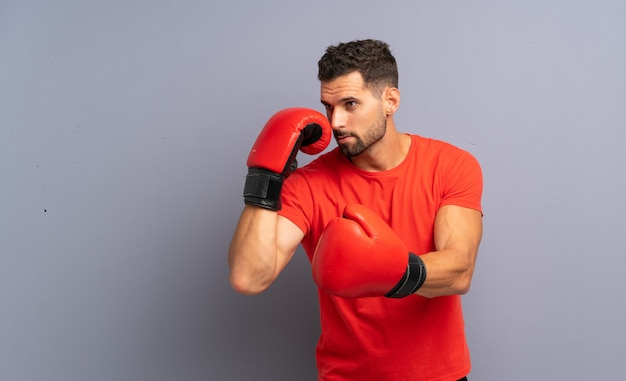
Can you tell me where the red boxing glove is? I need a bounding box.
[312,204,427,298]
[243,108,331,210]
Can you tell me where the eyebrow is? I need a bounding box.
[320,96,359,106]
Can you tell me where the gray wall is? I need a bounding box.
[2,1,625,380]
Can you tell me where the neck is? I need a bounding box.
[350,121,411,172]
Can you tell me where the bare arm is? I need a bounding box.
[228,205,304,295]
[415,205,483,298]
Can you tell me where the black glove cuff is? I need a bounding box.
[385,253,427,298]
[243,168,285,211]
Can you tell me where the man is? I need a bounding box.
[229,39,483,381]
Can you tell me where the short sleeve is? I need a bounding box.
[440,149,483,214]
[277,169,312,236]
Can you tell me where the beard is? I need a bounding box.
[335,111,387,157]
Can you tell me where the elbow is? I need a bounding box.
[455,253,476,295]
[229,271,273,296]
[454,268,475,295]
[228,246,276,295]
[229,276,267,295]
[456,279,472,295]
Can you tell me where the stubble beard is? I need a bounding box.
[336,112,387,158]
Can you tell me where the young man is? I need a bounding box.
[229,39,483,381]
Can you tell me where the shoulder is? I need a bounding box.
[409,135,479,168]
[412,134,471,156]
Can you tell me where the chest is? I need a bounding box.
[303,167,442,258]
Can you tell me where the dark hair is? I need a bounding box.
[317,39,398,95]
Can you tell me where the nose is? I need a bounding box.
[329,108,346,131]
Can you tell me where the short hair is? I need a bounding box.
[317,39,398,96]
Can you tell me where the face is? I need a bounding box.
[320,71,387,157]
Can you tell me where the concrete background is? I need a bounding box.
[1,1,625,380]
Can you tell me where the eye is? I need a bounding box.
[346,101,357,109]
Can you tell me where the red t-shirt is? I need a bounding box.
[279,134,483,381]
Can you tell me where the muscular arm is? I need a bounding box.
[228,205,304,295]
[415,205,483,298]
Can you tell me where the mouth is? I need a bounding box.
[335,137,353,146]
[334,132,354,144]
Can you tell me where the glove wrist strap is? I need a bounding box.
[385,253,427,298]
[243,168,284,211]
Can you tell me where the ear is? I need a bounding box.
[383,87,400,116]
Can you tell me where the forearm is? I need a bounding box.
[229,108,329,295]
[228,205,280,295]
[414,248,476,298]
[412,206,482,298]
